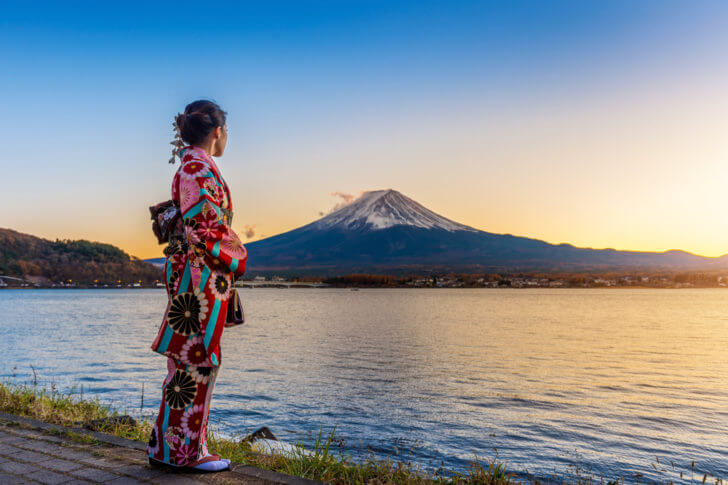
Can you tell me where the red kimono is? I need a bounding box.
[147,146,247,466]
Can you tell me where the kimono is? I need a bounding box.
[147,145,247,466]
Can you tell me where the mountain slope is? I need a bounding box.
[243,190,728,274]
[0,228,161,284]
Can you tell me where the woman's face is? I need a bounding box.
[213,124,228,157]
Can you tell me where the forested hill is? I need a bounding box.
[0,228,161,285]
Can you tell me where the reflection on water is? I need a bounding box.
[0,288,726,482]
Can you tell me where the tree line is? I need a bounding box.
[0,228,161,285]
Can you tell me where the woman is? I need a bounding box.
[147,100,247,472]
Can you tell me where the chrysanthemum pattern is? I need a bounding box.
[208,271,232,301]
[179,178,199,211]
[189,365,213,384]
[168,270,181,293]
[181,404,204,439]
[167,292,206,336]
[184,222,201,246]
[180,336,207,366]
[193,288,209,319]
[179,160,209,181]
[220,236,247,260]
[165,369,197,409]
[147,424,160,456]
[175,444,197,466]
[195,213,223,240]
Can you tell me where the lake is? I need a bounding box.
[0,288,726,482]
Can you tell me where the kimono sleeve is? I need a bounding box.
[178,164,247,278]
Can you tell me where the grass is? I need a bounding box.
[0,380,724,485]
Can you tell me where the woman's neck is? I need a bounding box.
[192,141,215,158]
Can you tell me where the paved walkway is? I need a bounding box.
[0,414,318,485]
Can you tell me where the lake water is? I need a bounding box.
[0,288,726,482]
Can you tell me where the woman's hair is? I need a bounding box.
[169,100,227,163]
[175,100,227,145]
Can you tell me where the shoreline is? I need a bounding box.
[1,381,722,484]
[0,381,520,484]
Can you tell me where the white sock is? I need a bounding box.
[193,459,230,472]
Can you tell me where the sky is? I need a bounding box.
[2,1,728,259]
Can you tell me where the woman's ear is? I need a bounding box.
[214,125,222,139]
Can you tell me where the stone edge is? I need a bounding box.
[0,411,322,485]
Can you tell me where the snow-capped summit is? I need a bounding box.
[313,189,477,232]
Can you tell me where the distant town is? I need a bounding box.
[5,270,728,289]
[315,271,728,288]
[399,273,728,289]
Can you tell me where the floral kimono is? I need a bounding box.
[147,146,247,466]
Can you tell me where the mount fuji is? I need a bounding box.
[243,189,728,275]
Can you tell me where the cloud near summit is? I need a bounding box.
[320,191,363,216]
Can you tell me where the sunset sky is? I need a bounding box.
[2,1,728,258]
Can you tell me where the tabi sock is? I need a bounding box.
[193,459,230,472]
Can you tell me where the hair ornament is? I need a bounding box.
[169,113,185,164]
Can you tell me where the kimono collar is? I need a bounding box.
[180,146,223,177]
[180,145,213,164]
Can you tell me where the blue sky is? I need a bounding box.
[3,1,728,257]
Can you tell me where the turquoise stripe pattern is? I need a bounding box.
[166,259,172,283]
[182,199,206,219]
[162,403,170,462]
[204,299,222,349]
[184,198,222,220]
[198,265,211,290]
[178,262,191,293]
[211,241,221,258]
[157,324,174,354]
